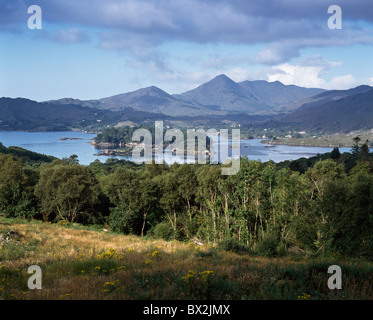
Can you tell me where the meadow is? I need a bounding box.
[1,217,372,300]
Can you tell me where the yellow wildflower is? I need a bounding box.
[145,259,153,266]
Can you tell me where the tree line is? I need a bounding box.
[0,139,372,259]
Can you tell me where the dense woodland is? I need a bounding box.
[0,138,372,259]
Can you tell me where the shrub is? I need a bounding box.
[255,233,280,257]
[152,221,174,241]
[217,238,250,254]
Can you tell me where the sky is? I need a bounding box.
[1,0,373,101]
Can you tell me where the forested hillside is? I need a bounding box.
[1,140,372,259]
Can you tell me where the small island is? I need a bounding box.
[59,137,84,141]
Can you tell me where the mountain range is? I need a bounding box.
[47,74,325,117]
[1,74,373,134]
[174,74,325,114]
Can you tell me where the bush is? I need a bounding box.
[152,222,174,241]
[255,233,281,257]
[218,238,250,254]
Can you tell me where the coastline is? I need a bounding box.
[260,139,351,148]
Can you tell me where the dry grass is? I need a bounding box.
[1,217,372,300]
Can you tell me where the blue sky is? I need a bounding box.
[1,0,373,101]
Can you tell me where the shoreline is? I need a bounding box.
[260,139,353,148]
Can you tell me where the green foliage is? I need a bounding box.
[34,160,100,223]
[95,126,149,145]
[0,154,37,218]
[254,232,281,257]
[324,173,373,258]
[330,147,341,160]
[1,139,373,259]
[151,221,175,241]
[0,143,56,166]
[217,238,250,254]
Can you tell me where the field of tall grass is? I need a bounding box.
[0,216,372,300]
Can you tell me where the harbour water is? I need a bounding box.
[0,131,351,165]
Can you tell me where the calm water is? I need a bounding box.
[0,131,351,166]
[0,131,97,165]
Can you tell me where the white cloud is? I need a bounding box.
[268,63,327,88]
[324,74,358,90]
[267,59,359,90]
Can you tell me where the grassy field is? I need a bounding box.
[0,217,372,300]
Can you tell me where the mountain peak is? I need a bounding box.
[137,85,170,96]
[210,74,235,83]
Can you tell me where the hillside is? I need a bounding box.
[174,74,324,115]
[0,142,56,164]
[272,88,373,134]
[0,97,171,131]
[238,80,325,112]
[98,86,225,117]
[0,97,117,131]
[294,85,373,112]
[1,216,372,301]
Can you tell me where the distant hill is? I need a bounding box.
[0,142,56,164]
[290,85,373,113]
[49,86,228,117]
[0,97,170,131]
[269,88,373,134]
[98,86,227,117]
[46,97,103,109]
[47,75,325,117]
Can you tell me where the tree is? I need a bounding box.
[330,147,341,160]
[196,165,222,242]
[174,164,199,238]
[351,136,361,156]
[102,167,141,234]
[154,170,183,238]
[287,159,347,253]
[306,159,346,199]
[224,158,265,247]
[138,171,160,236]
[0,154,37,218]
[103,166,160,236]
[34,161,100,222]
[358,140,372,164]
[324,173,373,257]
